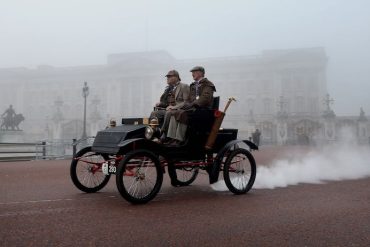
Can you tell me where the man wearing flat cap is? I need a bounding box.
[167,66,216,145]
[150,70,189,137]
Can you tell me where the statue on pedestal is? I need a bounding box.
[322,94,336,118]
[358,107,367,121]
[0,105,25,131]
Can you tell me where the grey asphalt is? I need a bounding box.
[0,147,369,247]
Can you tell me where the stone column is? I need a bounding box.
[52,98,64,140]
[276,120,288,145]
[275,96,288,145]
[357,107,368,144]
[247,110,257,140]
[321,94,336,143]
[323,119,336,141]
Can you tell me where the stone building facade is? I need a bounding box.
[0,47,368,144]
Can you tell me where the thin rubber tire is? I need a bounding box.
[70,146,111,193]
[223,148,256,194]
[168,164,199,187]
[116,150,163,204]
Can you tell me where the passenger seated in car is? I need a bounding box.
[166,66,216,146]
[149,70,189,123]
[149,70,189,139]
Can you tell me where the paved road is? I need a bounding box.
[1,147,369,246]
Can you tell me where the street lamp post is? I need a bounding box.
[82,81,89,139]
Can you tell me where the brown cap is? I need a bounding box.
[109,118,116,127]
[190,66,205,73]
[165,70,181,80]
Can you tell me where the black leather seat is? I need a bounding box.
[212,96,220,110]
[185,97,220,149]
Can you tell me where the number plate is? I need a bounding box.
[108,165,116,174]
[102,162,116,175]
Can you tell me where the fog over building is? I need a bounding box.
[0,47,368,144]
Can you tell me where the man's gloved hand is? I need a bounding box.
[181,102,194,110]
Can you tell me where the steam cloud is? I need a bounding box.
[253,144,370,189]
[211,129,370,191]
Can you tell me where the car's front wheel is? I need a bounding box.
[116,150,163,204]
[70,146,110,193]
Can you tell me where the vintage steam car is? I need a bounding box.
[70,97,258,204]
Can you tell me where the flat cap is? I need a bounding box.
[190,66,205,73]
[165,70,180,78]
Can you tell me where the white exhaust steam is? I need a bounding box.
[253,144,370,189]
[211,128,370,191]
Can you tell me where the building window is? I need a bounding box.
[248,80,256,92]
[263,98,272,114]
[295,96,305,113]
[293,76,302,90]
[262,80,270,92]
[309,97,318,113]
[282,77,292,91]
[247,98,255,112]
[307,74,318,91]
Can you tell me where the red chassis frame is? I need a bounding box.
[74,153,241,176]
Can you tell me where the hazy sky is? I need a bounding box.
[1,0,369,115]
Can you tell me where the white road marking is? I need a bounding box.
[0,195,117,205]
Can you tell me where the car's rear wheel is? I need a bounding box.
[70,146,110,193]
[116,150,163,204]
[168,164,199,187]
[223,148,256,194]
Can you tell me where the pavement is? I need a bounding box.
[0,146,369,246]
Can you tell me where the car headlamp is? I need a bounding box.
[145,126,154,140]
